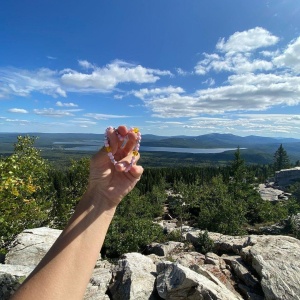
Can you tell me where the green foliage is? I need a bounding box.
[48,158,90,229]
[103,216,164,258]
[102,186,166,258]
[0,136,52,248]
[165,229,182,242]
[273,144,290,171]
[197,175,247,235]
[195,230,214,254]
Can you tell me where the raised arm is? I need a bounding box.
[11,125,143,300]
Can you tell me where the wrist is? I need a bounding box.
[83,185,118,216]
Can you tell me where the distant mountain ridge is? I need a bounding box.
[1,132,299,165]
[142,133,300,148]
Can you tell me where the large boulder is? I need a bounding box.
[109,252,158,300]
[5,227,62,267]
[156,261,243,300]
[241,235,300,300]
[146,241,184,257]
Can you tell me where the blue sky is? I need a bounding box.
[1,0,300,138]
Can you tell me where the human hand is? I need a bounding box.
[87,125,143,210]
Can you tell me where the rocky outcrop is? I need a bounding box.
[1,227,300,299]
[275,167,300,188]
[241,235,300,300]
[5,227,61,267]
[108,253,157,300]
[257,183,289,202]
[156,261,243,299]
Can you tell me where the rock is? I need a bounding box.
[84,266,112,300]
[169,251,205,269]
[146,241,184,256]
[238,283,264,300]
[258,223,286,235]
[205,252,220,265]
[221,255,260,289]
[0,264,34,300]
[5,227,61,267]
[241,235,300,300]
[156,220,178,234]
[275,167,300,188]
[257,183,285,201]
[186,230,253,254]
[156,261,243,299]
[109,252,158,300]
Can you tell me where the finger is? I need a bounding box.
[122,131,137,155]
[128,165,144,179]
[105,126,120,154]
[114,152,140,172]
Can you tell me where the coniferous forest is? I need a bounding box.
[1,136,300,258]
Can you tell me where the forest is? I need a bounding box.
[1,136,300,258]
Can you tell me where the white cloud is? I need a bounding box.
[70,119,97,126]
[34,108,78,117]
[78,60,95,69]
[84,113,130,120]
[133,86,185,100]
[144,72,300,118]
[56,101,78,107]
[176,68,189,76]
[0,67,67,98]
[216,27,279,54]
[0,60,172,98]
[273,37,300,74]
[5,118,30,124]
[8,108,28,114]
[195,51,273,75]
[61,60,172,92]
[195,28,279,76]
[202,78,215,86]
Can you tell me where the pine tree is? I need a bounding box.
[273,144,290,171]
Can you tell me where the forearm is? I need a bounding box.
[12,188,116,300]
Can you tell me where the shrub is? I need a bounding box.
[0,136,52,248]
[195,230,214,254]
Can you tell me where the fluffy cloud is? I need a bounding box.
[61,60,172,92]
[145,72,300,118]
[141,28,298,119]
[8,108,28,113]
[273,37,300,74]
[195,28,279,75]
[216,27,279,54]
[0,60,172,98]
[133,86,185,100]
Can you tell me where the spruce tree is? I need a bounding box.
[273,144,290,171]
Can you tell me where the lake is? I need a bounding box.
[54,143,243,154]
